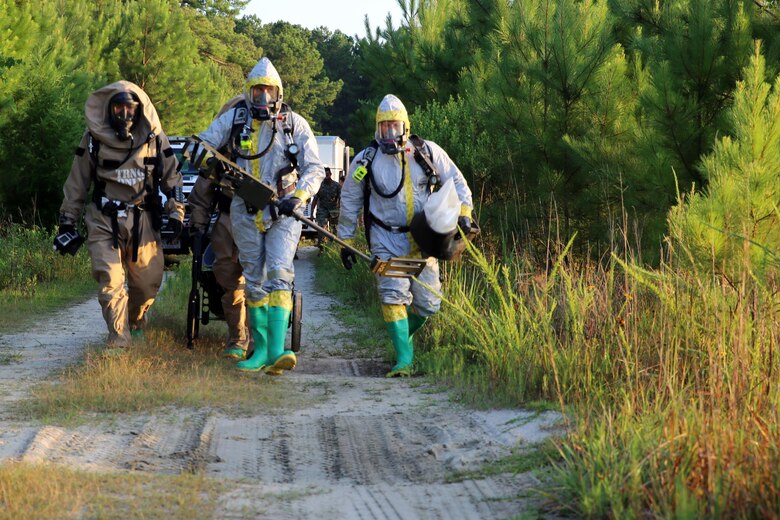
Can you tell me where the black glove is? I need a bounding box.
[53,225,85,256]
[277,196,303,217]
[167,218,183,241]
[457,216,472,235]
[340,247,357,270]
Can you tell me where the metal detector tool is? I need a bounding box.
[185,136,427,279]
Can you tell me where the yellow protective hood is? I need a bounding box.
[84,80,161,145]
[244,57,284,109]
[375,94,410,142]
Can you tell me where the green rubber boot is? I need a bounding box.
[237,305,268,372]
[265,305,296,374]
[385,318,413,377]
[222,347,247,359]
[407,312,428,338]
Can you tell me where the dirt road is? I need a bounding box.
[0,246,560,519]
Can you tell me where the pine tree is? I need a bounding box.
[109,0,231,133]
[668,43,780,284]
[461,0,637,247]
[0,0,101,223]
[614,0,753,189]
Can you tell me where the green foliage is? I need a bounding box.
[311,28,363,144]
[669,45,780,283]
[410,96,492,190]
[0,222,90,295]
[0,72,86,222]
[186,7,259,94]
[357,0,470,109]
[0,1,38,110]
[180,0,248,17]
[464,0,639,246]
[617,0,753,189]
[108,0,230,133]
[0,0,101,223]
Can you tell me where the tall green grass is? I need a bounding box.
[0,220,93,332]
[0,220,90,293]
[418,233,779,517]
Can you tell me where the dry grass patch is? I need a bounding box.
[16,260,317,423]
[18,328,307,423]
[0,461,223,519]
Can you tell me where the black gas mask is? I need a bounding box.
[108,92,140,141]
[249,84,279,121]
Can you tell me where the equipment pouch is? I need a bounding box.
[353,165,368,182]
[145,192,163,231]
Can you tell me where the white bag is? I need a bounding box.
[424,177,460,234]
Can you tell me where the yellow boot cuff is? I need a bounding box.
[269,290,293,310]
[381,304,408,323]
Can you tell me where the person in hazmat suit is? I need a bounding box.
[55,80,185,350]
[337,94,474,377]
[195,57,325,374]
[187,95,251,359]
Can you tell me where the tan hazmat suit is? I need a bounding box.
[59,81,184,347]
[187,94,250,354]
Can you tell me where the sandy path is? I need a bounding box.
[0,246,561,519]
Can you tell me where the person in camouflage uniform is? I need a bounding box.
[311,168,341,251]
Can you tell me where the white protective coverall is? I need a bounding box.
[196,57,325,373]
[337,94,473,376]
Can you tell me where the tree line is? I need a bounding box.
[1,0,778,273]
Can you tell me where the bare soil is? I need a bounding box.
[0,246,562,519]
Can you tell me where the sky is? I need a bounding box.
[243,0,405,39]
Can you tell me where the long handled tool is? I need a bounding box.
[185,136,427,278]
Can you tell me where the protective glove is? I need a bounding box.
[167,218,183,241]
[457,215,472,235]
[53,224,85,256]
[277,197,303,217]
[340,247,357,270]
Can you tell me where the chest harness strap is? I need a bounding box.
[89,132,163,261]
[354,136,439,247]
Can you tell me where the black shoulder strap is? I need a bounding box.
[353,140,378,183]
[279,105,298,171]
[227,100,250,155]
[356,141,380,248]
[408,134,440,192]
[280,103,295,134]
[88,133,106,204]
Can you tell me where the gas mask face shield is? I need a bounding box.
[249,84,279,120]
[377,120,407,155]
[108,92,140,141]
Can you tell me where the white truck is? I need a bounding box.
[301,136,350,236]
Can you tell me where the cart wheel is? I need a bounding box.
[291,290,302,352]
[186,291,200,349]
